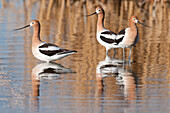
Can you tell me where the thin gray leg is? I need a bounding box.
[106,49,108,55]
[123,48,125,61]
[128,47,132,61]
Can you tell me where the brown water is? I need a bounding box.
[0,0,170,113]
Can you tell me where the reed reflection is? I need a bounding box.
[31,62,74,110]
[96,55,138,102]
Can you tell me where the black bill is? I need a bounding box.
[138,21,152,28]
[13,25,30,31]
[85,12,97,17]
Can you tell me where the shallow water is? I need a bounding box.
[0,0,170,113]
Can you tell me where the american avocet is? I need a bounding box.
[86,6,117,55]
[116,16,151,61]
[14,20,77,62]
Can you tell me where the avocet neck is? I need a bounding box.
[129,20,138,35]
[97,13,105,33]
[32,24,42,45]
[129,20,139,46]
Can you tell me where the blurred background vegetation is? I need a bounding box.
[1,0,169,22]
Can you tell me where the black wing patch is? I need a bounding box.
[101,31,117,35]
[118,29,125,35]
[115,29,126,45]
[100,36,115,44]
[39,43,58,48]
[39,49,77,56]
[115,36,124,45]
[39,49,64,56]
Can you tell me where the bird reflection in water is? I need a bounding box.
[116,65,138,101]
[116,63,138,112]
[96,54,138,102]
[31,62,75,111]
[32,62,74,80]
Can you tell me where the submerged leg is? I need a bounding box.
[128,47,132,61]
[123,48,125,61]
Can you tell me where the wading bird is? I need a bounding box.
[86,6,117,55]
[116,16,151,61]
[14,20,77,62]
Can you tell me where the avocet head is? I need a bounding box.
[95,6,104,14]
[131,16,139,23]
[130,16,151,28]
[13,20,40,30]
[30,20,40,27]
[86,5,104,17]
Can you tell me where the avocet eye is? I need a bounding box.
[133,18,136,20]
[98,9,101,11]
[32,22,35,24]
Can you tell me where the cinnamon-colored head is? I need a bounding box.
[129,16,151,28]
[95,6,104,15]
[129,16,139,23]
[30,20,40,27]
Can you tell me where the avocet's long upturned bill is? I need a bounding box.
[14,20,77,62]
[116,16,151,61]
[86,6,118,55]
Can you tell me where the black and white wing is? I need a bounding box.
[100,30,117,44]
[115,29,126,45]
[39,43,77,56]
